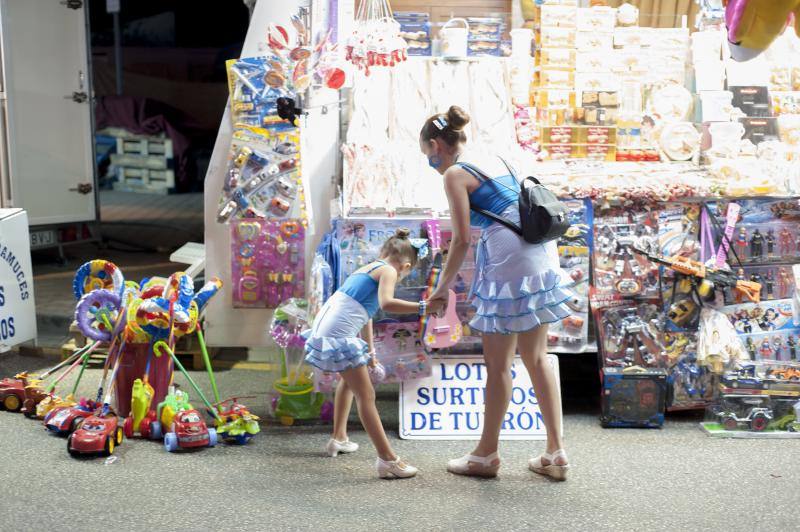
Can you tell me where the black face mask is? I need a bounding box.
[277,97,302,125]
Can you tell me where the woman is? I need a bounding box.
[421,106,573,480]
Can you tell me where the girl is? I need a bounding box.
[303,228,427,479]
[420,106,573,480]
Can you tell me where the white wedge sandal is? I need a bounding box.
[446,452,501,478]
[528,449,570,481]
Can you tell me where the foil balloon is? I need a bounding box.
[725,0,800,61]
[73,260,125,299]
[75,289,122,342]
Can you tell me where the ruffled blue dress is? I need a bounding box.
[303,261,385,372]
[457,157,573,334]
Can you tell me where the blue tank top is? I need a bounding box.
[456,161,520,229]
[338,260,385,317]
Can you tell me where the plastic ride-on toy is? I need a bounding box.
[67,411,123,457]
[122,378,162,439]
[163,409,217,452]
[214,397,260,444]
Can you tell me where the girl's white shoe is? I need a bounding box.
[376,457,418,479]
[529,449,570,481]
[325,438,359,457]
[446,452,501,478]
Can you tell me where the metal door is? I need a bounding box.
[0,0,96,226]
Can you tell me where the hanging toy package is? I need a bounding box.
[696,308,748,373]
[345,0,408,75]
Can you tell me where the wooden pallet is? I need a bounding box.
[113,167,176,194]
[116,136,174,158]
[61,331,219,371]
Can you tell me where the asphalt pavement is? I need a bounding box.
[1,351,798,532]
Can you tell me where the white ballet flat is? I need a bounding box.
[529,449,570,481]
[376,457,418,479]
[325,438,359,457]
[446,452,501,478]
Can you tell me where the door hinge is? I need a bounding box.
[70,183,93,195]
[65,91,89,104]
[60,0,83,9]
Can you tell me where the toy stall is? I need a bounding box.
[196,0,800,437]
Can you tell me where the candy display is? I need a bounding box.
[230,218,305,309]
[345,0,407,75]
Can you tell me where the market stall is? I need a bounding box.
[202,0,800,437]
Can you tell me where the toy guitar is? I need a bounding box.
[420,220,462,350]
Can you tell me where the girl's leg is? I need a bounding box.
[332,377,354,441]
[518,324,567,465]
[339,365,396,461]
[472,333,517,457]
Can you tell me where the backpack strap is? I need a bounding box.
[455,159,523,236]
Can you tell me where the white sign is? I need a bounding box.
[0,209,36,352]
[399,354,562,440]
[106,0,120,13]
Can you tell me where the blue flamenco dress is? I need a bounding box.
[303,261,385,372]
[456,156,573,334]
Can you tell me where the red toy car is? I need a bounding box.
[163,409,217,452]
[45,400,100,435]
[0,375,25,412]
[67,414,123,457]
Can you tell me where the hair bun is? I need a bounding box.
[395,228,411,239]
[446,106,470,132]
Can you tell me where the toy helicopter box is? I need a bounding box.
[601,367,668,428]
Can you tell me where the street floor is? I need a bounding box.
[1,350,797,532]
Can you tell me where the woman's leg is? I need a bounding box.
[472,333,518,457]
[332,377,354,441]
[518,323,567,464]
[339,365,396,461]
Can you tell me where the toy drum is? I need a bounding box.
[440,18,468,58]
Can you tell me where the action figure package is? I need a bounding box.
[708,199,800,265]
[550,199,593,352]
[720,299,800,362]
[592,209,660,298]
[663,332,715,410]
[592,295,666,369]
[722,265,796,304]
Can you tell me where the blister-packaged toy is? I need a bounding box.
[549,199,593,352]
[595,301,665,369]
[593,210,660,298]
[663,332,715,410]
[720,298,800,362]
[231,219,305,309]
[217,129,304,224]
[709,199,800,265]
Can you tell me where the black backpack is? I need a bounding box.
[462,157,570,244]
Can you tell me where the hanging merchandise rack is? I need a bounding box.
[345,0,407,75]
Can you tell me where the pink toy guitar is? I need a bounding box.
[420,220,462,350]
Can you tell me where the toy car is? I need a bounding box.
[717,407,773,431]
[67,414,123,456]
[767,367,800,382]
[667,299,697,326]
[562,315,584,332]
[20,379,48,418]
[0,374,26,412]
[214,398,260,445]
[722,365,767,389]
[270,197,291,215]
[45,400,99,435]
[163,409,217,452]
